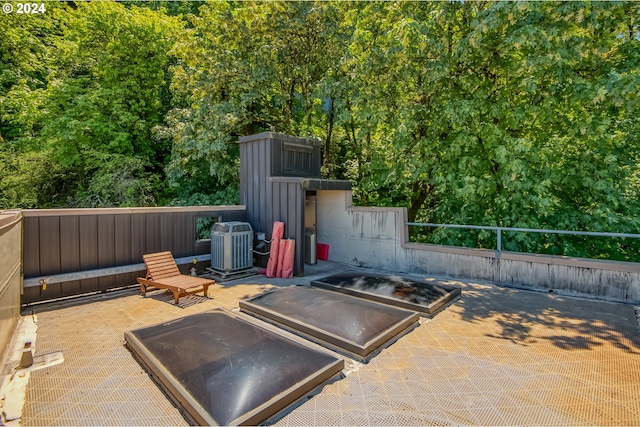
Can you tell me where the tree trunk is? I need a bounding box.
[324,98,334,168]
[407,182,429,240]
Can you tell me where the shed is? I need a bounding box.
[239,132,351,275]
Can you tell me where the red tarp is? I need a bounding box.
[280,239,295,278]
[266,221,284,278]
[276,239,286,278]
[266,222,295,278]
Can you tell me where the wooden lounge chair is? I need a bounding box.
[137,251,214,305]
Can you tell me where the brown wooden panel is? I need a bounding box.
[239,142,248,205]
[289,182,304,275]
[160,212,175,252]
[173,212,191,258]
[176,263,191,275]
[22,208,246,303]
[295,185,305,276]
[270,137,280,176]
[39,216,61,276]
[114,214,132,265]
[22,286,41,305]
[114,272,139,287]
[194,241,210,256]
[97,214,115,290]
[60,280,81,298]
[225,210,246,223]
[287,183,298,240]
[245,142,255,228]
[239,134,274,237]
[145,213,161,254]
[254,141,260,226]
[187,212,198,243]
[264,140,273,234]
[42,283,63,301]
[97,214,115,268]
[79,216,99,271]
[80,278,100,294]
[268,192,278,240]
[280,183,289,235]
[22,217,40,278]
[261,139,269,229]
[99,276,115,291]
[253,142,262,229]
[59,216,80,274]
[130,213,146,261]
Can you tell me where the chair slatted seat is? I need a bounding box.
[137,251,214,305]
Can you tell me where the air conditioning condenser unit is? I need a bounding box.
[210,222,254,273]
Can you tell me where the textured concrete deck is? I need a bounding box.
[16,262,640,426]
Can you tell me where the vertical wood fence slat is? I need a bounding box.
[114,214,132,265]
[145,213,161,255]
[39,216,61,276]
[60,216,80,273]
[22,217,40,278]
[59,215,81,297]
[131,214,146,261]
[160,212,174,253]
[173,212,190,257]
[98,214,116,290]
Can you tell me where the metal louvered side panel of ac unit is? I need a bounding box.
[232,233,252,270]
[211,233,226,271]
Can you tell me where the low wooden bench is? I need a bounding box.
[137,251,214,305]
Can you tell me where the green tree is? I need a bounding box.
[3,0,639,263]
[425,1,640,257]
[164,1,348,204]
[0,3,69,208]
[1,2,182,208]
[44,2,179,207]
[336,1,640,260]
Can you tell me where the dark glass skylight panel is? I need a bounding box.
[311,271,461,317]
[125,309,343,426]
[240,286,419,360]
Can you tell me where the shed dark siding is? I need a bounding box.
[240,132,351,275]
[240,133,319,275]
[22,207,246,304]
[271,180,304,275]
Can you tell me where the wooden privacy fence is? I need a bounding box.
[22,206,246,304]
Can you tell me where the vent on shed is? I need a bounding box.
[211,221,253,273]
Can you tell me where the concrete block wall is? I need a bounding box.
[317,190,640,304]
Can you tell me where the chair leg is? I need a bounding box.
[140,284,146,296]
[203,284,209,298]
[172,290,180,305]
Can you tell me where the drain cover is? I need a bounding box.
[240,286,419,360]
[311,271,461,317]
[125,309,343,426]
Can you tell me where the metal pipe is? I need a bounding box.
[407,222,500,231]
[407,222,640,258]
[406,222,640,239]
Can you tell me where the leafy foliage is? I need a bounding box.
[1,2,179,207]
[334,1,640,260]
[162,1,347,204]
[1,0,639,261]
